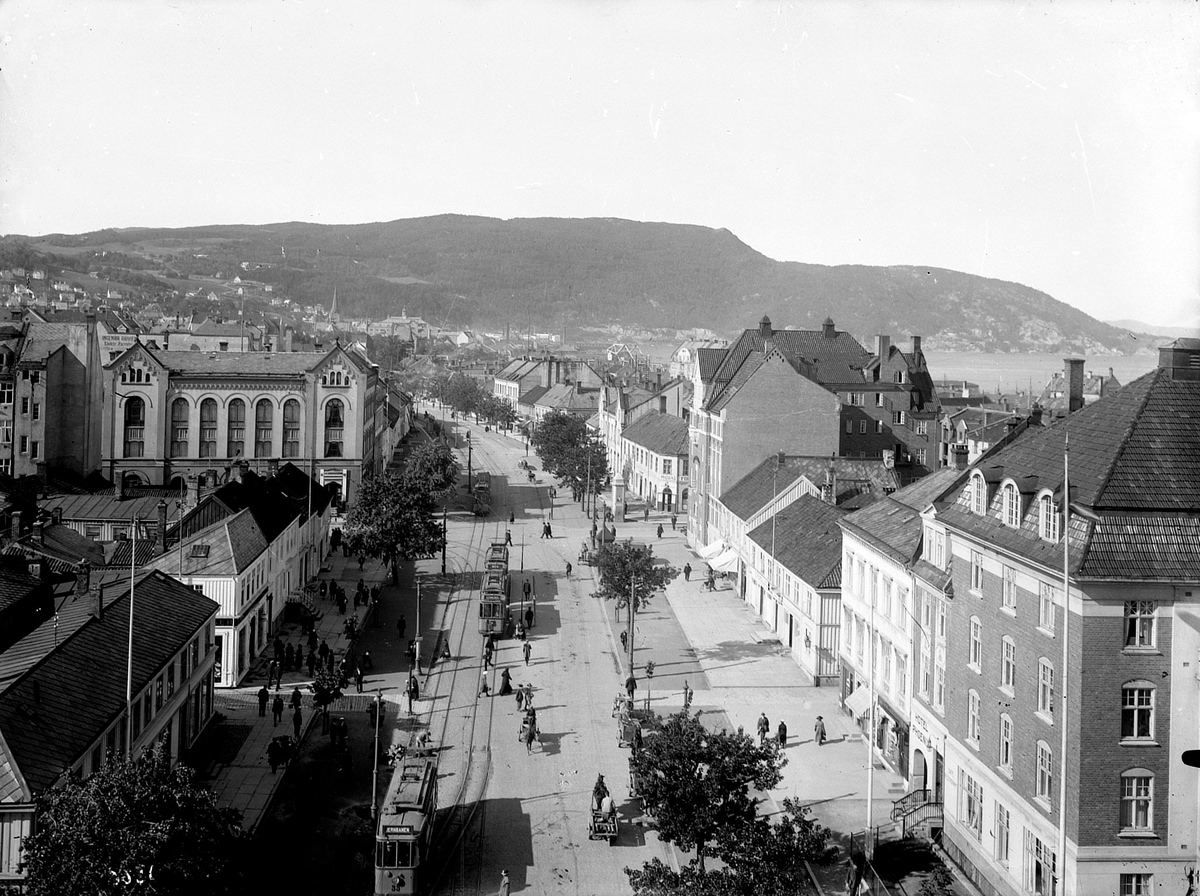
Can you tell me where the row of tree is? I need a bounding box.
[423,371,517,431]
[529,411,608,505]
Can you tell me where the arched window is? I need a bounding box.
[227,399,245,457]
[1120,769,1153,831]
[970,472,986,515]
[283,399,301,458]
[254,399,273,458]
[199,398,217,458]
[169,398,189,458]
[325,399,344,458]
[1038,494,1059,542]
[123,397,145,458]
[1003,483,1021,527]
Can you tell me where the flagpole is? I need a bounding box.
[126,514,137,757]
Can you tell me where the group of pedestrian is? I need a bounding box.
[320,578,350,615]
[540,521,554,539]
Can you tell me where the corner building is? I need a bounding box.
[918,340,1200,896]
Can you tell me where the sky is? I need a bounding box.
[1,0,1197,328]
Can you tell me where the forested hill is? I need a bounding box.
[25,215,1143,353]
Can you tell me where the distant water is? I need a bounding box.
[924,351,1158,397]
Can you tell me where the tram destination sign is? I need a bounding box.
[382,824,414,836]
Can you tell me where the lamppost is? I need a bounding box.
[467,431,472,484]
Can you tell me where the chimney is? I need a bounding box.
[543,359,553,390]
[759,315,772,342]
[186,473,201,510]
[912,335,922,357]
[823,459,837,504]
[284,325,294,353]
[51,506,63,525]
[230,462,243,484]
[80,560,101,619]
[822,317,836,339]
[34,520,45,545]
[875,334,891,361]
[10,509,21,540]
[1065,358,1085,414]
[115,473,125,501]
[1030,406,1043,426]
[156,499,168,555]
[659,395,667,414]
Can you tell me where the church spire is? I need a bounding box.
[329,287,340,323]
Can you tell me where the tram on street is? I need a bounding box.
[480,541,512,635]
[374,754,439,895]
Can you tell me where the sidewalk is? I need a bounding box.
[200,550,389,833]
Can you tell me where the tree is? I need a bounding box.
[595,540,678,613]
[402,439,460,500]
[530,411,609,501]
[343,472,446,583]
[628,711,781,872]
[23,748,244,896]
[309,664,345,733]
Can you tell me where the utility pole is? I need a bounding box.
[370,690,382,820]
[125,515,137,757]
[627,575,639,671]
[440,506,447,575]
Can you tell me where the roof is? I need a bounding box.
[148,508,267,578]
[191,318,257,337]
[495,359,542,382]
[139,349,320,376]
[535,383,602,414]
[43,493,167,523]
[518,385,549,407]
[747,495,846,589]
[105,539,160,569]
[0,570,217,799]
[18,322,75,364]
[840,468,966,564]
[720,455,902,521]
[12,524,105,568]
[620,412,688,456]
[0,568,46,617]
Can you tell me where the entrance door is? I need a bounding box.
[912,749,927,793]
[933,750,944,802]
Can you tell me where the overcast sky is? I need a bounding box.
[1,0,1197,327]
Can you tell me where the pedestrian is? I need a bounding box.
[273,695,285,726]
[308,628,318,651]
[398,615,407,640]
[319,580,328,600]
[757,712,770,746]
[671,513,677,531]
[274,636,284,663]
[705,573,715,591]
[524,607,534,630]
[565,561,572,577]
[371,584,380,605]
[509,510,515,524]
[505,530,512,546]
[643,506,649,522]
[499,667,513,695]
[285,642,295,670]
[353,589,361,610]
[290,686,304,710]
[292,706,303,739]
[319,639,330,664]
[484,640,493,669]
[358,554,366,570]
[683,562,692,582]
[620,630,628,652]
[338,594,347,615]
[257,685,270,717]
[498,869,510,896]
[540,522,547,540]
[523,640,532,665]
[479,671,491,696]
[355,665,365,694]
[306,650,317,676]
[625,672,637,701]
[516,687,525,711]
[814,715,827,746]
[777,719,788,748]
[267,738,281,773]
[656,524,663,539]
[266,659,277,686]
[440,640,452,663]
[546,522,552,538]
[407,640,417,667]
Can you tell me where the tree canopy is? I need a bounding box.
[628,711,781,872]
[23,748,244,896]
[595,540,678,612]
[343,470,445,580]
[530,411,609,499]
[402,439,460,500]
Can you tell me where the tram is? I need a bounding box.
[374,754,439,895]
[479,541,512,635]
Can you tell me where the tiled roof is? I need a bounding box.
[840,468,966,564]
[147,349,320,376]
[18,322,75,363]
[518,385,549,407]
[748,495,846,589]
[105,539,160,569]
[0,570,217,798]
[43,493,166,522]
[0,568,46,616]
[696,347,727,382]
[192,319,257,337]
[621,412,688,456]
[13,525,105,568]
[535,384,601,413]
[147,508,266,578]
[720,456,901,521]
[1080,514,1200,579]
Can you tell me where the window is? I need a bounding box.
[325,399,344,458]
[1001,637,1016,692]
[1002,566,1016,611]
[123,397,145,457]
[998,713,1013,773]
[1124,601,1156,649]
[1039,495,1059,542]
[849,392,864,406]
[971,474,986,515]
[1120,771,1153,831]
[662,458,672,475]
[254,399,273,457]
[199,398,217,457]
[1024,831,1057,896]
[283,399,300,457]
[875,392,884,407]
[170,398,189,457]
[845,419,853,434]
[937,599,946,641]
[933,652,945,712]
[895,651,907,698]
[218,341,229,352]
[227,398,245,457]
[967,689,980,743]
[1036,741,1053,801]
[1039,582,1056,633]
[1121,874,1153,895]
[892,410,906,425]
[0,382,11,404]
[919,644,931,697]
[0,459,9,476]
[1003,483,1021,527]
[969,617,982,670]
[916,420,928,436]
[960,771,983,838]
[1038,659,1054,717]
[994,803,1010,864]
[859,420,867,434]
[30,440,38,459]
[1121,684,1154,741]
[0,421,9,443]
[875,420,884,434]
[31,402,39,420]
[20,397,28,415]
[85,524,101,539]
[970,551,984,593]
[915,448,926,467]
[880,642,892,694]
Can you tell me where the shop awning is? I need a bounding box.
[697,540,726,560]
[844,687,873,719]
[710,548,741,573]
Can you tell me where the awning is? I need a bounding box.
[710,548,741,573]
[697,540,726,560]
[844,687,873,719]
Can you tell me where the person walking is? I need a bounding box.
[671,513,677,531]
[483,640,493,669]
[290,687,304,711]
[397,615,407,641]
[285,642,295,670]
[565,561,572,577]
[777,719,788,748]
[546,522,552,538]
[516,686,525,711]
[643,506,649,522]
[308,629,318,652]
[656,524,663,539]
[272,694,285,726]
[524,607,534,631]
[498,869,511,896]
[620,630,628,653]
[292,705,303,740]
[407,675,419,715]
[498,667,513,696]
[355,665,365,694]
[318,639,330,665]
[522,682,533,710]
[625,672,637,702]
[306,650,317,676]
[683,562,692,582]
[295,644,305,672]
[505,530,513,546]
[257,685,270,717]
[814,715,827,746]
[756,712,770,746]
[523,640,532,666]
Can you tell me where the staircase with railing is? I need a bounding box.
[891,789,943,838]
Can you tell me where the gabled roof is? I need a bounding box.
[0,570,217,799]
[720,455,901,521]
[18,322,76,364]
[748,494,846,589]
[535,383,600,414]
[518,385,549,407]
[495,358,542,382]
[149,508,267,578]
[11,524,105,568]
[840,468,966,564]
[620,412,688,457]
[43,493,166,523]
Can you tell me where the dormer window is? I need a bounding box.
[970,473,987,515]
[1002,482,1021,528]
[1038,494,1059,542]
